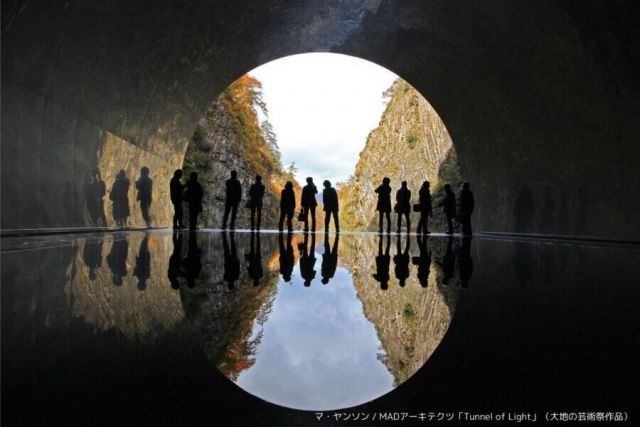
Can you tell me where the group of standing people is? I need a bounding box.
[375,178,474,235]
[170,168,474,235]
[169,170,342,233]
[278,177,339,233]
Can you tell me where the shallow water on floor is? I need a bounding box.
[2,230,464,410]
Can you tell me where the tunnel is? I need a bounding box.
[2,1,640,425]
[3,0,639,239]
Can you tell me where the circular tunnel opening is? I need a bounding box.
[183,53,464,232]
[180,53,465,411]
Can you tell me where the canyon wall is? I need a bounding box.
[339,79,462,231]
[182,75,302,229]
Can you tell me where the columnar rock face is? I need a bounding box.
[340,79,461,231]
[2,0,639,239]
[339,236,460,386]
[182,75,301,229]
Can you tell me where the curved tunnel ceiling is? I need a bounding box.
[2,0,639,239]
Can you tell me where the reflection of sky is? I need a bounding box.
[236,247,393,411]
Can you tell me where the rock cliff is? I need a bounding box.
[183,75,302,229]
[339,79,463,232]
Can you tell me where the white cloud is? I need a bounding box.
[250,53,398,184]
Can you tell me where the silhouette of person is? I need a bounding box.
[83,239,103,280]
[245,232,264,286]
[321,234,339,284]
[110,170,130,226]
[373,233,391,290]
[222,170,242,229]
[278,181,296,232]
[395,181,412,233]
[301,177,318,232]
[438,183,456,234]
[133,234,151,290]
[393,234,410,287]
[458,182,474,235]
[457,236,474,288]
[375,177,392,233]
[107,237,128,286]
[279,232,295,282]
[170,169,185,229]
[135,167,153,227]
[412,234,431,287]
[184,172,203,230]
[322,180,340,233]
[85,168,108,227]
[183,232,202,288]
[416,181,433,234]
[436,236,455,288]
[298,232,316,286]
[300,177,318,232]
[168,232,184,289]
[248,175,265,231]
[222,231,240,290]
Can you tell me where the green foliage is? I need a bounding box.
[403,303,416,319]
[406,133,419,149]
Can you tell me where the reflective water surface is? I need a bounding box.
[2,230,466,411]
[4,230,640,423]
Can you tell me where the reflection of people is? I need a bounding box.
[106,237,128,286]
[168,232,184,289]
[301,177,318,232]
[184,172,203,230]
[438,183,456,235]
[373,233,391,290]
[183,232,202,288]
[393,234,410,287]
[278,181,296,232]
[395,181,411,233]
[458,182,474,235]
[436,236,455,287]
[223,232,240,290]
[85,168,108,227]
[247,175,265,231]
[135,167,153,227]
[83,240,103,280]
[457,236,474,288]
[245,232,264,286]
[375,177,392,233]
[133,234,151,290]
[321,234,339,284]
[279,232,294,282]
[298,232,316,286]
[110,170,130,226]
[170,169,185,229]
[412,234,431,287]
[222,170,242,230]
[322,180,339,233]
[416,181,433,235]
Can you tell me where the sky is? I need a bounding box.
[250,53,398,185]
[236,257,393,411]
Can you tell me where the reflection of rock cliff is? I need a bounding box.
[183,75,302,228]
[64,233,186,342]
[178,233,283,380]
[339,235,460,386]
[339,79,462,231]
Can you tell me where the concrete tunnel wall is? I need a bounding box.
[2,0,639,239]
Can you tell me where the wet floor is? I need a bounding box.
[2,230,639,423]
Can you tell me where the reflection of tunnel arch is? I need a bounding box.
[2,1,639,239]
